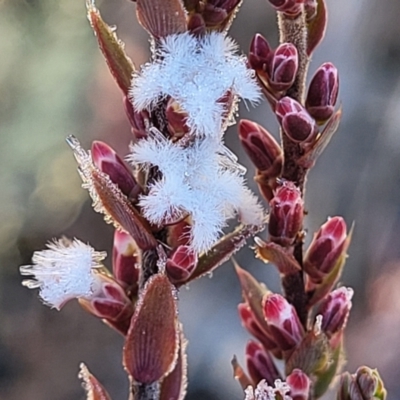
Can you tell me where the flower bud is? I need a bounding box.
[286,369,311,400]
[318,287,353,337]
[166,245,197,283]
[238,119,283,178]
[276,97,318,143]
[187,13,206,36]
[304,216,347,282]
[263,293,304,351]
[166,98,191,139]
[267,0,304,17]
[245,340,281,386]
[338,368,387,400]
[112,230,140,291]
[91,141,141,200]
[238,303,279,352]
[268,181,304,246]
[79,274,134,335]
[306,62,339,122]
[202,0,241,29]
[269,43,298,92]
[248,34,272,76]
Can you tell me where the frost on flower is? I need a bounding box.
[128,130,264,253]
[245,379,292,400]
[20,238,106,310]
[130,31,260,137]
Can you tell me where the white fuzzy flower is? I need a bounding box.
[128,131,264,253]
[245,379,292,400]
[130,31,260,137]
[20,238,106,310]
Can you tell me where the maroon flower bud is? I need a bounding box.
[263,293,304,351]
[166,98,190,139]
[276,97,318,143]
[304,216,347,281]
[187,13,206,36]
[202,0,241,29]
[112,230,140,291]
[267,0,304,17]
[79,275,134,335]
[248,34,272,74]
[245,340,281,386]
[268,181,304,246]
[286,369,311,400]
[123,97,149,140]
[269,43,298,92]
[238,303,279,352]
[238,119,283,178]
[318,286,353,337]
[91,141,141,200]
[166,245,197,283]
[306,62,339,122]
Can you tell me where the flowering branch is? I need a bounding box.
[19,0,388,400]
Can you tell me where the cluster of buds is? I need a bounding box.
[234,0,387,398]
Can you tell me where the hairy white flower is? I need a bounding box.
[128,131,264,253]
[245,379,292,400]
[20,238,106,309]
[130,31,260,137]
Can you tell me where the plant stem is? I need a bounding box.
[278,8,311,327]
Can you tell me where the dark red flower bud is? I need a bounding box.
[304,216,347,281]
[166,98,190,140]
[91,141,141,200]
[276,97,318,143]
[286,369,311,400]
[112,230,140,291]
[318,287,353,337]
[248,34,272,73]
[306,62,339,122]
[166,245,197,283]
[268,181,304,246]
[267,0,304,16]
[246,340,281,386]
[238,119,283,178]
[269,43,298,92]
[263,293,304,351]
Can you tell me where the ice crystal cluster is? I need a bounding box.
[130,32,263,253]
[20,238,106,309]
[244,379,292,400]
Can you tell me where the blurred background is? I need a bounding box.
[1,0,400,399]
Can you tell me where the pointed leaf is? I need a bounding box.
[255,237,301,275]
[180,225,261,285]
[79,363,112,400]
[87,1,135,95]
[298,107,342,169]
[160,327,188,400]
[124,274,179,383]
[306,0,327,56]
[136,0,187,38]
[232,356,253,390]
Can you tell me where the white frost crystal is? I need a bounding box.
[20,238,106,309]
[130,31,260,137]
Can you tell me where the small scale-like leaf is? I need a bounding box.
[124,274,179,384]
[160,326,188,400]
[255,237,301,275]
[306,0,327,56]
[136,0,187,38]
[298,107,342,169]
[87,0,135,95]
[180,225,261,285]
[79,363,112,400]
[232,356,253,390]
[235,262,271,335]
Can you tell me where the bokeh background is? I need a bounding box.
[1,0,400,399]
